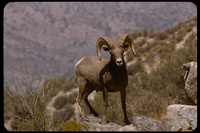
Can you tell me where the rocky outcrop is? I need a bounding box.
[78,115,140,131]
[77,103,197,131]
[182,61,197,104]
[79,116,124,131]
[73,61,197,131]
[132,116,170,131]
[163,104,197,131]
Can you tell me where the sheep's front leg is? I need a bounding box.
[120,89,130,125]
[101,87,108,125]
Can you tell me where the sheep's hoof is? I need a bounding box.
[124,120,130,125]
[100,119,107,125]
[79,114,89,122]
[83,117,89,122]
[92,113,99,117]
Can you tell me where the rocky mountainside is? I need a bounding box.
[3,7,197,131]
[4,2,197,86]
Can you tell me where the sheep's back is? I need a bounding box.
[75,56,108,82]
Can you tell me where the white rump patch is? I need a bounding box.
[74,56,86,69]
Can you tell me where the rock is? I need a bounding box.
[80,116,123,131]
[118,124,137,131]
[182,61,197,104]
[163,104,197,131]
[132,116,170,131]
[79,115,139,131]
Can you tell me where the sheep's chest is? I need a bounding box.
[102,71,128,92]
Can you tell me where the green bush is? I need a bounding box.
[58,120,89,131]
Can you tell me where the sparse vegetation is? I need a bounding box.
[155,32,169,40]
[52,105,75,125]
[4,2,197,82]
[84,17,197,125]
[4,16,197,130]
[58,120,89,131]
[129,89,174,121]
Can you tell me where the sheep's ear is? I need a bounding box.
[123,43,129,51]
[103,46,109,51]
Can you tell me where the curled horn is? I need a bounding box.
[96,36,114,61]
[117,34,136,56]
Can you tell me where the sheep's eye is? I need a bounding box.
[109,51,113,54]
[123,45,129,51]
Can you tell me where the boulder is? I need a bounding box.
[117,124,137,131]
[80,116,122,131]
[163,104,197,131]
[182,61,197,104]
[132,116,170,131]
[79,115,138,131]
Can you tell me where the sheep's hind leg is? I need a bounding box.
[76,78,88,121]
[83,88,99,117]
[100,87,108,125]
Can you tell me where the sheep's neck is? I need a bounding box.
[102,57,128,91]
[108,57,127,76]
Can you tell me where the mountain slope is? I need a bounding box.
[4,2,197,84]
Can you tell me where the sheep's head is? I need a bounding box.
[96,34,136,67]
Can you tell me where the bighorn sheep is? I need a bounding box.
[74,34,136,125]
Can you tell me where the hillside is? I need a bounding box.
[4,14,197,131]
[3,2,197,86]
[126,16,197,75]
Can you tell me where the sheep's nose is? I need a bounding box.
[116,58,123,67]
[117,60,122,64]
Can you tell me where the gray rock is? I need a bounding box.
[81,116,123,131]
[132,116,170,131]
[118,124,137,131]
[163,104,197,131]
[182,61,197,104]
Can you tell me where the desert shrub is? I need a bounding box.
[188,20,196,27]
[128,32,196,101]
[152,44,164,53]
[166,28,176,35]
[185,25,193,32]
[175,28,188,42]
[5,74,78,131]
[44,76,66,89]
[174,21,186,31]
[52,105,75,125]
[155,32,169,40]
[128,88,174,121]
[58,120,89,131]
[53,95,75,110]
[131,30,143,39]
[4,89,16,121]
[68,91,78,104]
[14,108,47,131]
[127,62,141,75]
[137,37,147,46]
[43,75,78,95]
[142,28,149,37]
[144,28,157,38]
[4,85,51,131]
[127,29,196,122]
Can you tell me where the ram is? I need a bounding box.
[74,34,136,125]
